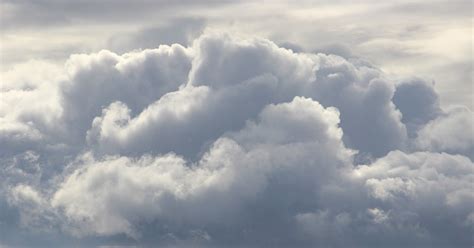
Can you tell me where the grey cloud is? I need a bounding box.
[61,45,193,145]
[86,85,211,158]
[25,32,403,160]
[84,33,404,160]
[310,65,407,157]
[52,96,353,244]
[354,151,474,246]
[415,107,474,159]
[0,32,472,247]
[189,33,407,157]
[296,151,473,247]
[393,78,442,137]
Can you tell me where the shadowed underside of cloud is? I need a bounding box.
[0,32,473,247]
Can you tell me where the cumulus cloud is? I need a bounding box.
[0,32,472,247]
[415,107,473,159]
[392,78,442,136]
[105,32,409,158]
[355,151,474,246]
[53,97,352,242]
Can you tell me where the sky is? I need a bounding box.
[0,0,473,247]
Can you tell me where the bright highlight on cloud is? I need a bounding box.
[1,32,473,247]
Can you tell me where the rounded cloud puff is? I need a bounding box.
[0,32,472,247]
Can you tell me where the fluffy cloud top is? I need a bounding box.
[0,32,472,247]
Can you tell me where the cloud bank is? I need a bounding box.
[1,32,473,247]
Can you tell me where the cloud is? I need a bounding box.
[189,33,408,157]
[0,0,225,31]
[0,32,472,247]
[354,151,474,246]
[86,85,210,158]
[17,32,407,160]
[107,18,206,54]
[415,107,474,159]
[61,44,193,145]
[53,97,352,241]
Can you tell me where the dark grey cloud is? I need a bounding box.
[393,78,442,137]
[0,32,473,247]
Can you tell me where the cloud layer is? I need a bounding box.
[1,32,473,247]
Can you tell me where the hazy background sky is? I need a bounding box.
[1,0,472,109]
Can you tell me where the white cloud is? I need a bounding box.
[415,107,474,158]
[53,96,353,240]
[355,151,474,234]
[0,32,472,247]
[86,85,210,156]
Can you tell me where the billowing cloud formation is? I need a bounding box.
[0,32,472,247]
[415,107,473,159]
[54,97,351,240]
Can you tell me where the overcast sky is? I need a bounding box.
[0,0,473,247]
[1,0,472,108]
